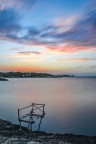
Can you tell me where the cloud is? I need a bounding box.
[0,0,36,38]
[10,48,20,51]
[47,45,96,53]
[0,0,36,10]
[0,0,96,54]
[42,8,96,47]
[26,27,41,37]
[40,0,96,51]
[56,57,96,62]
[18,51,41,56]
[0,8,22,36]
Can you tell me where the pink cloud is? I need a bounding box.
[47,45,96,53]
[56,57,96,62]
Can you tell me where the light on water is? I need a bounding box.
[0,78,96,136]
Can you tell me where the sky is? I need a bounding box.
[0,0,96,76]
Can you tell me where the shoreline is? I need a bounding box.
[0,119,96,144]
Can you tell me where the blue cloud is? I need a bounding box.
[0,8,21,35]
[27,27,41,37]
[0,0,96,51]
[0,0,36,10]
[39,0,96,47]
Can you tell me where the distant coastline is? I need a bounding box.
[0,72,96,79]
[0,77,8,81]
[0,72,74,78]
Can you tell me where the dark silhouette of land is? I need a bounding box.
[0,77,8,81]
[0,72,74,78]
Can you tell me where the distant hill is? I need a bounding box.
[0,72,54,78]
[0,77,8,81]
[0,72,74,78]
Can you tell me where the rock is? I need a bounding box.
[0,119,96,144]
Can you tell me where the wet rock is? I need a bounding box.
[0,119,96,144]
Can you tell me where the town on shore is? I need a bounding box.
[0,72,74,78]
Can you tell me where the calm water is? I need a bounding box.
[0,78,96,136]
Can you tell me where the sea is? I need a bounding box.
[0,78,96,136]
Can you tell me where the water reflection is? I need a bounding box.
[0,78,96,135]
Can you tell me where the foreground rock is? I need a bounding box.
[0,119,96,144]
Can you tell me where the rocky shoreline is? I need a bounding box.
[0,119,96,144]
